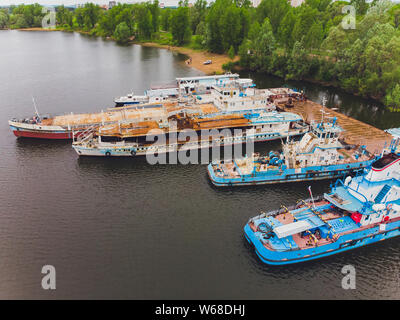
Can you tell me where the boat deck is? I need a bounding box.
[279,100,392,154]
[251,201,346,251]
[40,102,219,127]
[212,147,371,179]
[213,161,241,178]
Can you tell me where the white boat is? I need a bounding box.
[114,74,243,107]
[73,85,308,157]
[114,93,149,107]
[208,118,376,186]
[386,127,400,140]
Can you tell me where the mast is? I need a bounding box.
[32,96,41,120]
[321,96,327,124]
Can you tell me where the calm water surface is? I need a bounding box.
[0,30,400,299]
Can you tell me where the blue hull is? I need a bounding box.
[208,159,374,187]
[244,220,400,265]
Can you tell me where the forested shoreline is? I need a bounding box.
[1,0,400,108]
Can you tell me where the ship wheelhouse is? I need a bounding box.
[371,152,400,171]
[244,142,400,264]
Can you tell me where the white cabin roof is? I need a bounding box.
[176,74,239,82]
[273,220,312,238]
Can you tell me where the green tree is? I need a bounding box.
[388,4,400,28]
[116,7,134,32]
[75,7,85,28]
[0,11,9,29]
[350,0,369,15]
[277,9,295,49]
[291,5,319,45]
[287,40,311,79]
[82,3,102,30]
[220,4,242,51]
[385,84,400,109]
[322,25,349,60]
[195,20,206,36]
[257,0,290,34]
[205,0,226,52]
[305,0,332,12]
[228,45,235,59]
[305,21,323,49]
[137,6,153,39]
[190,0,207,33]
[10,4,44,28]
[114,21,131,44]
[160,8,172,31]
[206,0,248,53]
[170,6,191,45]
[14,15,28,28]
[56,5,73,28]
[247,21,261,42]
[149,0,160,33]
[253,18,276,72]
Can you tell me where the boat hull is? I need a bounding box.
[72,129,306,157]
[9,121,87,140]
[11,128,72,139]
[208,160,374,186]
[9,123,72,140]
[244,219,400,265]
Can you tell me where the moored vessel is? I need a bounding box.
[114,73,243,107]
[9,75,276,140]
[244,140,400,265]
[72,111,307,157]
[8,102,167,140]
[72,85,307,157]
[208,117,377,186]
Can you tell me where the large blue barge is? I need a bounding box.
[208,118,376,186]
[244,141,400,265]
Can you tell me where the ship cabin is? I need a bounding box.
[282,118,350,169]
[145,86,180,103]
[324,148,400,228]
[176,74,240,95]
[114,94,149,107]
[309,118,342,140]
[262,87,304,104]
[249,150,400,252]
[211,85,275,113]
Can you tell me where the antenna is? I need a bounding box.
[320,96,329,124]
[308,186,316,209]
[32,96,41,120]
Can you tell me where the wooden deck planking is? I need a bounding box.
[280,100,392,154]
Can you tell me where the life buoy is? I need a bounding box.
[382,215,390,222]
[131,149,136,156]
[105,151,111,156]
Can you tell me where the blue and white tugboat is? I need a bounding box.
[208,117,376,186]
[244,140,400,265]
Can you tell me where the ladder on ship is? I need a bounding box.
[72,125,97,144]
[374,184,391,204]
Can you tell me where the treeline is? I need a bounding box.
[1,0,400,108]
[0,4,45,29]
[238,0,400,109]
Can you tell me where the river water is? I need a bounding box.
[0,30,399,299]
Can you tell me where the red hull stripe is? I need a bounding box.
[13,130,72,140]
[372,158,400,172]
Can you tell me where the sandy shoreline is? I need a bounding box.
[17,27,59,32]
[140,42,238,75]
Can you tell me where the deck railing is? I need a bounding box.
[72,125,97,144]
